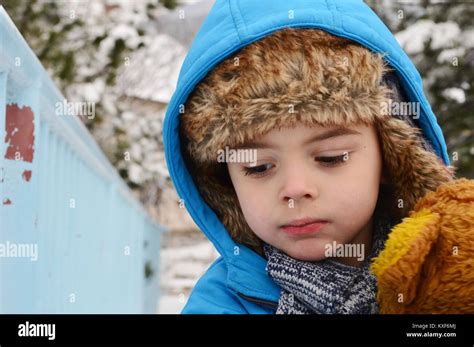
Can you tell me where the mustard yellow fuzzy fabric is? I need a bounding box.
[371,178,474,313]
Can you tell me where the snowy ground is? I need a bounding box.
[157,228,219,314]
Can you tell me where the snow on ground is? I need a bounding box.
[158,228,219,314]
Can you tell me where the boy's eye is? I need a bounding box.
[243,163,274,177]
[315,154,348,167]
[242,153,349,177]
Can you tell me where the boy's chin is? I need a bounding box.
[281,246,328,262]
[277,238,333,262]
[291,254,327,262]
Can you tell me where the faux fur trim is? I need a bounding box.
[180,28,454,254]
[182,28,390,164]
[375,116,454,218]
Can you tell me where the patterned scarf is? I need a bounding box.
[264,206,395,314]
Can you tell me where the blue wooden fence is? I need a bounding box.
[0,6,164,313]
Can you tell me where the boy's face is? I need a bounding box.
[227,123,383,263]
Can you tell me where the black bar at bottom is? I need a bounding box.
[0,314,473,345]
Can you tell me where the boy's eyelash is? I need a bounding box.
[315,154,349,166]
[242,153,349,177]
[243,163,274,177]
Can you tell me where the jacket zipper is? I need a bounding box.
[237,292,278,309]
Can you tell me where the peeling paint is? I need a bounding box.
[4,103,35,163]
[22,170,32,181]
[3,198,12,205]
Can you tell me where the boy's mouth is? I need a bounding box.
[280,218,329,236]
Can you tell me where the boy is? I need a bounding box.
[163,0,453,313]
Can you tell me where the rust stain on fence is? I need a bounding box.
[22,170,32,181]
[4,103,35,163]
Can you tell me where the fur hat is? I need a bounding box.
[180,28,454,255]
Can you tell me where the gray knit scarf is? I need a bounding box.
[264,205,395,314]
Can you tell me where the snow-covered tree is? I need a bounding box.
[3,0,180,217]
[369,0,473,178]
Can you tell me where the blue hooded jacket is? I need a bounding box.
[163,0,450,314]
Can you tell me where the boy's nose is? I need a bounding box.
[279,166,319,205]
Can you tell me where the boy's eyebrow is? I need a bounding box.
[237,127,362,149]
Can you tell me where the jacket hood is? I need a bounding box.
[163,0,451,302]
